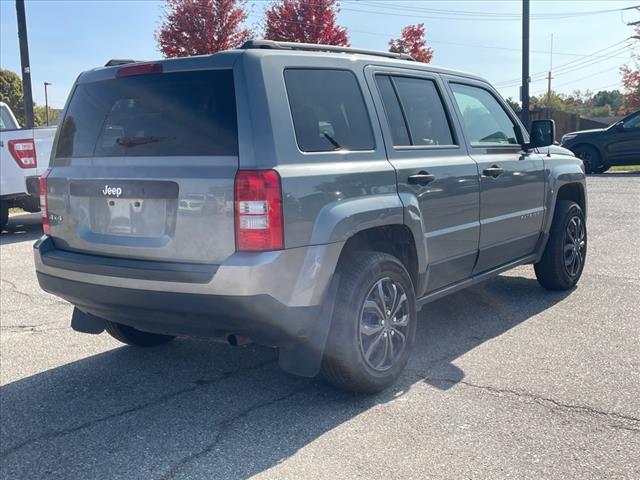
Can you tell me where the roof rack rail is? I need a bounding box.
[240,40,415,61]
[104,59,139,67]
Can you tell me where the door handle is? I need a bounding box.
[482,165,504,178]
[408,171,436,185]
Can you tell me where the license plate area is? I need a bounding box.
[70,180,178,238]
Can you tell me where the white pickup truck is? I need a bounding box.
[0,101,56,230]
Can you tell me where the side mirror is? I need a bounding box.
[527,119,555,149]
[614,122,625,132]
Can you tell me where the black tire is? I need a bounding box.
[534,200,587,290]
[593,164,609,174]
[0,203,8,232]
[104,320,175,347]
[572,145,602,174]
[20,195,40,213]
[321,251,417,394]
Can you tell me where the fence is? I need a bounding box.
[519,109,614,140]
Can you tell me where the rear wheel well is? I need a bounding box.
[556,183,586,214]
[338,225,419,289]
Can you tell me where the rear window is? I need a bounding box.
[0,105,18,130]
[55,69,237,158]
[284,69,375,152]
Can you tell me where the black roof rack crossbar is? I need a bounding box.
[241,40,415,61]
[104,59,140,67]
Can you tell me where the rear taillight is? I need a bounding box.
[234,170,284,251]
[39,168,51,235]
[8,139,36,168]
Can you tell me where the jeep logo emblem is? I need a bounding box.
[102,185,123,197]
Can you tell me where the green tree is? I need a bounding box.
[34,104,59,126]
[589,104,612,118]
[592,90,624,114]
[0,68,59,127]
[532,90,565,111]
[505,97,521,112]
[0,69,25,126]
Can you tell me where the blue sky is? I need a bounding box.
[1,0,637,109]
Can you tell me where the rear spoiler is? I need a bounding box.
[104,59,142,67]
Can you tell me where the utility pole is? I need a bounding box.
[16,0,34,128]
[44,82,51,126]
[521,0,530,130]
[546,34,553,120]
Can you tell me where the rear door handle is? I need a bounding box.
[408,171,436,185]
[482,165,504,178]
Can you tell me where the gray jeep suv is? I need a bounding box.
[35,41,587,393]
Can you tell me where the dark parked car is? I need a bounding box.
[561,110,640,173]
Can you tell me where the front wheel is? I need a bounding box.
[572,145,601,174]
[104,320,175,347]
[534,200,587,290]
[321,251,417,393]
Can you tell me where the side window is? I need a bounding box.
[0,106,18,130]
[622,113,640,129]
[393,76,455,146]
[284,69,375,152]
[450,83,519,146]
[375,75,410,146]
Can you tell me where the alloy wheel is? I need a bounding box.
[358,277,410,372]
[564,215,586,277]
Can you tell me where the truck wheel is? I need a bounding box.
[104,320,175,347]
[572,145,601,174]
[322,251,417,393]
[0,203,9,231]
[535,200,586,290]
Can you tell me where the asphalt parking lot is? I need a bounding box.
[1,173,639,480]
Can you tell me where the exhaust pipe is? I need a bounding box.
[224,333,251,346]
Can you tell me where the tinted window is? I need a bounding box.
[393,76,454,146]
[450,83,518,146]
[375,75,410,146]
[55,70,237,158]
[0,105,18,130]
[285,69,374,152]
[622,112,640,129]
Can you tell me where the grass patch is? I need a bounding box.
[609,165,640,172]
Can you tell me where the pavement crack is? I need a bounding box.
[0,359,277,458]
[423,375,640,431]
[158,384,313,480]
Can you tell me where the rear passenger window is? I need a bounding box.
[376,75,454,147]
[284,69,375,152]
[450,83,519,146]
[375,76,410,146]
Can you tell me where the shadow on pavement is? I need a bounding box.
[0,213,42,246]
[0,274,571,479]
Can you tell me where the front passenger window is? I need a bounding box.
[451,83,519,146]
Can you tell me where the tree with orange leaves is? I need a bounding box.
[389,23,434,63]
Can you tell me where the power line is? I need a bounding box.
[245,12,632,62]
[355,1,633,19]
[494,41,633,87]
[346,1,633,21]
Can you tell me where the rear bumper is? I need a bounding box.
[37,271,321,346]
[34,236,343,347]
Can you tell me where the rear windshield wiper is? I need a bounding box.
[116,136,170,147]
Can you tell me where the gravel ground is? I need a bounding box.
[1,172,639,480]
